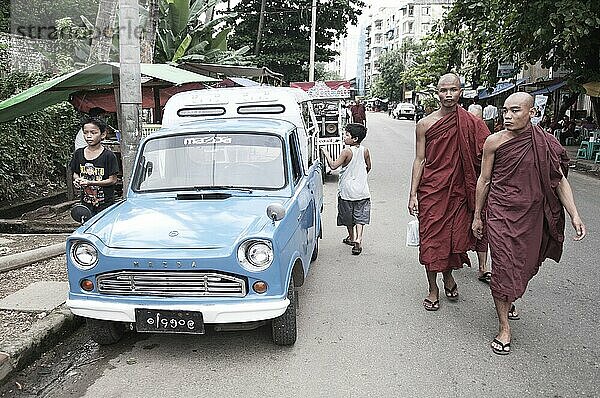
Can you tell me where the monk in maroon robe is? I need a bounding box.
[350,101,366,125]
[473,92,586,355]
[409,73,489,312]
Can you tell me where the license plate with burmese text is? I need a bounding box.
[135,309,205,334]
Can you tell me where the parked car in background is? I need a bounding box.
[66,117,323,347]
[393,102,416,120]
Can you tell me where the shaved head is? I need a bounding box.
[502,92,536,133]
[506,92,534,108]
[437,73,461,89]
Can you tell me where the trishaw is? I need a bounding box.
[290,81,352,181]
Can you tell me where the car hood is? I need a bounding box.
[85,197,285,249]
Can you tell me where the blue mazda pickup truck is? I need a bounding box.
[66,118,323,346]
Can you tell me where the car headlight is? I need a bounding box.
[70,241,99,270]
[237,240,273,271]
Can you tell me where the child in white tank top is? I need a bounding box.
[321,123,372,255]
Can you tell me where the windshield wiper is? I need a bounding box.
[193,185,253,193]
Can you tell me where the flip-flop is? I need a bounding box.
[508,304,520,320]
[423,298,440,311]
[444,282,459,301]
[351,242,362,255]
[478,271,492,284]
[342,237,354,246]
[491,338,511,355]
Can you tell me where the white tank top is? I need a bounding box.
[339,145,370,201]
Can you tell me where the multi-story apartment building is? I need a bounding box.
[325,0,453,95]
[359,0,454,96]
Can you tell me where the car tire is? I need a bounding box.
[86,318,125,345]
[271,276,297,346]
[311,233,319,262]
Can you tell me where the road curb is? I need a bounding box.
[0,243,66,273]
[0,305,82,384]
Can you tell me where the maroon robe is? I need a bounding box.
[418,107,489,272]
[350,103,366,124]
[487,124,568,303]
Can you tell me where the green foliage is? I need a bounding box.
[502,0,600,83]
[400,24,464,91]
[0,72,79,203]
[0,0,9,33]
[154,0,250,64]
[10,0,98,38]
[422,96,439,113]
[43,17,93,72]
[371,41,425,101]
[443,0,600,86]
[228,0,364,83]
[312,62,341,81]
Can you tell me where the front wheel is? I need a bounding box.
[86,318,125,345]
[271,276,297,346]
[311,233,319,262]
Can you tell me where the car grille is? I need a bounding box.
[96,271,247,297]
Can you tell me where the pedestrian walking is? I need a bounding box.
[467,99,483,119]
[349,100,367,126]
[472,92,586,355]
[69,117,119,216]
[321,123,372,255]
[483,101,499,133]
[408,73,490,312]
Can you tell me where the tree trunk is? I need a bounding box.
[140,0,159,63]
[471,45,482,88]
[88,0,118,64]
[583,35,600,124]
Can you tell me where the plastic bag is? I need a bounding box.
[406,217,420,247]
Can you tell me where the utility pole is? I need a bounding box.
[255,0,266,56]
[118,0,142,194]
[308,0,317,81]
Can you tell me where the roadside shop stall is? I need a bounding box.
[0,62,218,198]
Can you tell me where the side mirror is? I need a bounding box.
[266,203,286,222]
[71,204,92,224]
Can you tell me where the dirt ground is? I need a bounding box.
[0,233,70,257]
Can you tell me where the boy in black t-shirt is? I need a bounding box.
[69,118,119,215]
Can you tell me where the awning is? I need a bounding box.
[0,62,218,123]
[178,62,284,85]
[583,82,600,97]
[478,78,527,99]
[462,89,479,99]
[530,81,567,95]
[229,77,261,87]
[70,83,207,114]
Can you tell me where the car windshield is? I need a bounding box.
[134,132,286,192]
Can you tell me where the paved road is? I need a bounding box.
[7,112,600,397]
